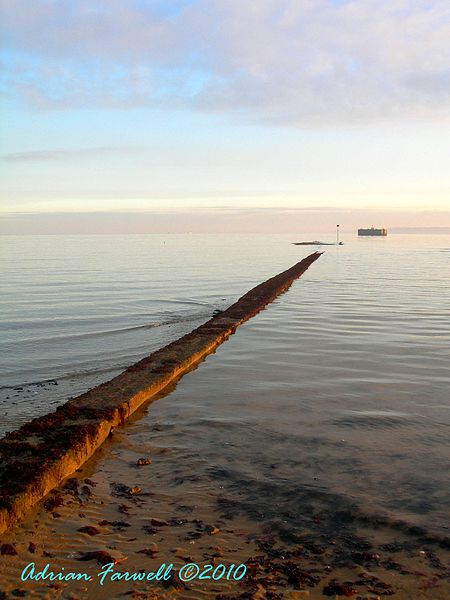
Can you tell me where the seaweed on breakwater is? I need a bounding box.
[0,252,322,534]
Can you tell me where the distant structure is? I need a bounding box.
[358,227,387,237]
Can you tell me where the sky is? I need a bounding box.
[0,0,449,233]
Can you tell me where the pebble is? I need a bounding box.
[137,547,159,558]
[28,542,37,554]
[76,550,122,566]
[162,572,186,590]
[143,525,159,535]
[1,543,18,555]
[150,518,170,527]
[250,584,266,599]
[205,525,220,535]
[78,526,101,536]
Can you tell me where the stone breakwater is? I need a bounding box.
[0,252,322,534]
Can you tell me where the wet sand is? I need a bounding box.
[0,391,449,599]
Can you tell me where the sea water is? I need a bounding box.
[1,232,449,536]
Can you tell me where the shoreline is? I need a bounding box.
[0,252,322,535]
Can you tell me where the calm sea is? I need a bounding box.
[1,233,449,536]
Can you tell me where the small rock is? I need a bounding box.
[63,478,79,492]
[185,531,202,540]
[78,526,101,536]
[137,547,159,558]
[28,542,37,554]
[127,486,141,496]
[76,550,121,566]
[143,525,159,535]
[111,482,129,496]
[150,518,169,527]
[1,543,18,555]
[162,571,186,590]
[44,494,64,512]
[323,579,358,597]
[137,458,152,466]
[176,505,193,514]
[111,521,131,529]
[168,517,188,527]
[97,519,130,529]
[211,546,224,557]
[205,525,220,535]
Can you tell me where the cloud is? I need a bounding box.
[1,146,143,162]
[2,207,450,235]
[1,0,449,124]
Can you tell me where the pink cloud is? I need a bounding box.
[1,0,449,123]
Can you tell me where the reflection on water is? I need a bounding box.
[1,233,449,540]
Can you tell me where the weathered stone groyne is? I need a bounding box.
[0,252,321,534]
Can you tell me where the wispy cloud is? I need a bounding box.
[1,0,449,124]
[2,207,450,235]
[1,146,143,162]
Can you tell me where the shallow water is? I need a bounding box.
[1,232,449,540]
[0,233,313,428]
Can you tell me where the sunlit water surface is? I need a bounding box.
[1,233,449,537]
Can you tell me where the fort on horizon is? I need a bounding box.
[358,227,388,236]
